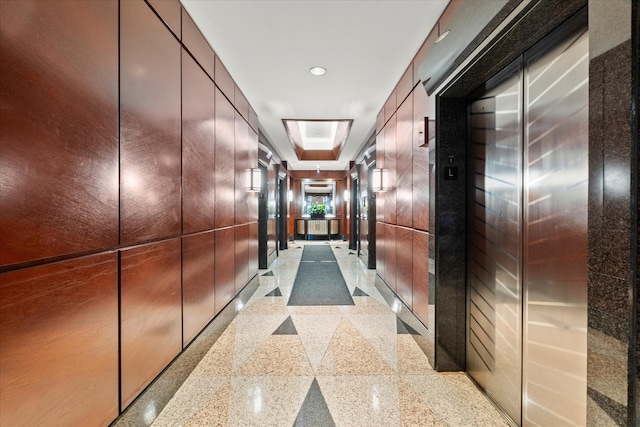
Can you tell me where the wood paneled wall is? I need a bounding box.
[0,1,259,425]
[374,63,433,328]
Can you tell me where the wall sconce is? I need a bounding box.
[344,189,350,202]
[245,168,261,192]
[371,168,390,192]
[288,190,293,202]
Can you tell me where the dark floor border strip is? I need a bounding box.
[110,275,260,427]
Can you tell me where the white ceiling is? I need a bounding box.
[180,0,449,171]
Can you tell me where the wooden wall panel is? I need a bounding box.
[413,86,430,231]
[376,111,385,136]
[120,239,182,408]
[215,87,236,228]
[249,107,259,135]
[235,225,249,294]
[396,94,413,227]
[249,222,259,278]
[376,130,385,223]
[384,89,397,124]
[181,8,215,80]
[214,227,236,314]
[182,232,215,347]
[412,230,430,326]
[215,56,234,103]
[182,51,215,234]
[235,113,249,225]
[248,129,260,222]
[120,0,181,245]
[385,224,397,292]
[376,221,385,281]
[384,116,397,225]
[397,64,414,107]
[234,87,250,121]
[0,254,118,427]
[266,163,278,263]
[396,226,413,309]
[0,0,119,267]
[147,0,181,37]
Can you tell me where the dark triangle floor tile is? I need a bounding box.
[262,271,274,276]
[294,378,336,427]
[352,287,369,297]
[397,317,420,335]
[265,287,282,297]
[273,315,298,335]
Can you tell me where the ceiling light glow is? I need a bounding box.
[309,66,326,76]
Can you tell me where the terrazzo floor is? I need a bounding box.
[150,241,508,427]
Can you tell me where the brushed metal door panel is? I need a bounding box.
[467,64,523,424]
[523,27,588,427]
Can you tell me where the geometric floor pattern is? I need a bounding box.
[151,241,508,427]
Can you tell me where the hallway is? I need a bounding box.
[148,242,507,427]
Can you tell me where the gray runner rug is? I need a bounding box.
[287,245,354,306]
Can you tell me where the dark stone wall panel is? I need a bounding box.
[587,39,634,426]
[214,227,236,314]
[120,239,182,408]
[0,253,118,427]
[0,0,119,267]
[182,232,215,347]
[182,52,216,234]
[215,88,236,229]
[120,0,182,245]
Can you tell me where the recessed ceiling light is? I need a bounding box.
[309,66,326,76]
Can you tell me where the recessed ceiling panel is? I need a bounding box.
[282,119,352,161]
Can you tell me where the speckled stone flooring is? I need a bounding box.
[150,241,508,427]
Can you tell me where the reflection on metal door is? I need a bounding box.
[523,26,588,427]
[468,62,523,424]
[467,22,588,427]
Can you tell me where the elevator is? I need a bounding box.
[466,19,588,427]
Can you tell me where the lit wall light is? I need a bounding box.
[371,168,390,192]
[344,189,350,202]
[245,168,261,192]
[435,21,449,44]
[288,190,293,202]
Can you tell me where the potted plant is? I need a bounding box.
[309,203,326,218]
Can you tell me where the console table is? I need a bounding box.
[295,218,340,240]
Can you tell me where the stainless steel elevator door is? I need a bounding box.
[523,27,588,427]
[467,23,588,427]
[468,64,523,423]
